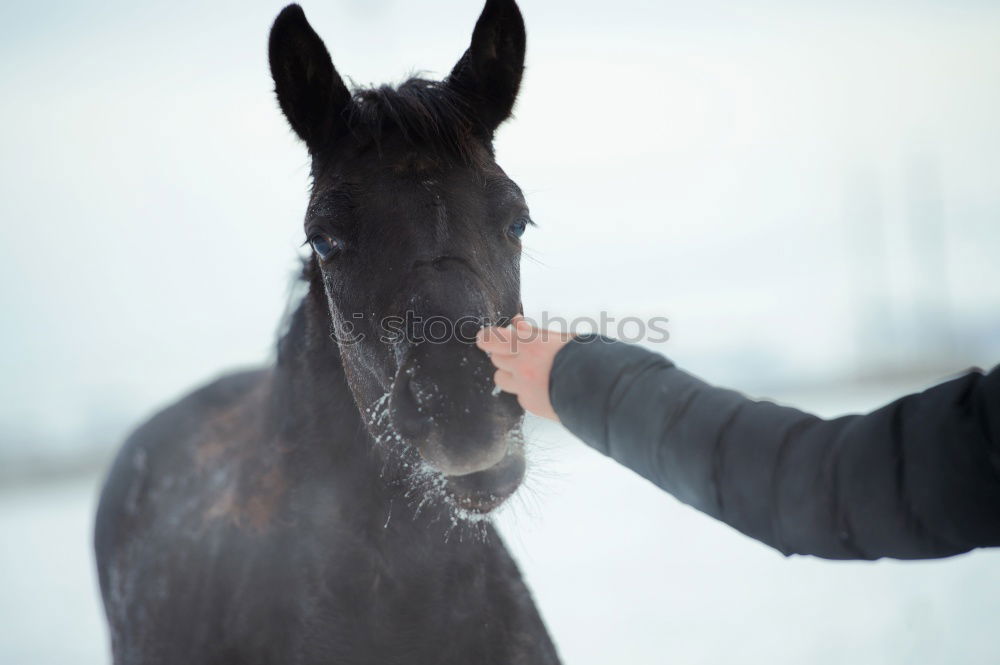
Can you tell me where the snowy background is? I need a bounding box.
[2,0,999,663]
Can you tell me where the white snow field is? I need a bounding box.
[2,383,999,665]
[498,422,1000,665]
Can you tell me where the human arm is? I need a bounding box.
[478,321,1000,559]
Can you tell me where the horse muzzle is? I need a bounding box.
[388,339,523,478]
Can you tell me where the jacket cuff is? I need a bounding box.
[549,335,673,455]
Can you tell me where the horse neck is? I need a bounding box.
[272,276,374,476]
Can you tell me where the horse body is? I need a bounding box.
[96,291,558,664]
[96,3,559,659]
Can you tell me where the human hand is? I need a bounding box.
[475,316,573,422]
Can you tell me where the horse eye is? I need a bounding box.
[507,218,529,239]
[310,235,343,261]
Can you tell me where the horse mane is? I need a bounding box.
[346,78,491,165]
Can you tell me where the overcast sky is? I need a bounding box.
[2,0,999,454]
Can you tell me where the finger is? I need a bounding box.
[485,351,520,371]
[493,369,517,393]
[513,317,549,347]
[476,323,512,343]
[476,333,518,355]
[476,326,519,355]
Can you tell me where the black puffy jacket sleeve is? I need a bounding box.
[549,336,1000,560]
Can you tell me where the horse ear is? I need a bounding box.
[269,4,351,149]
[447,0,526,134]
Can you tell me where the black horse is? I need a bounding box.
[94,2,560,663]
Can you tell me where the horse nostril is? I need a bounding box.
[407,374,442,411]
[390,372,429,439]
